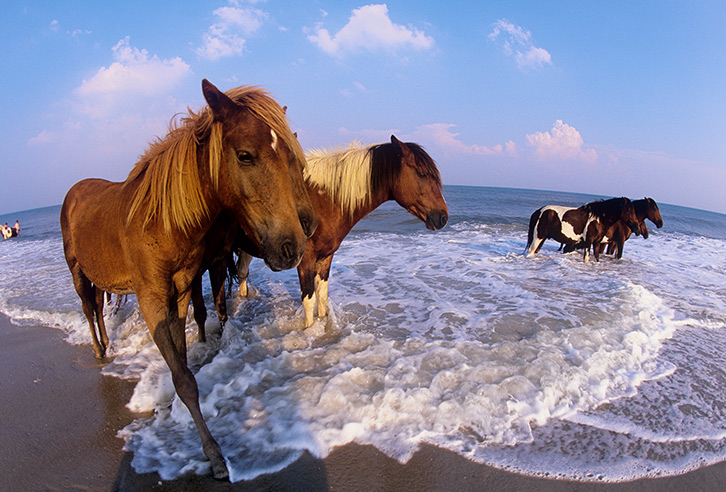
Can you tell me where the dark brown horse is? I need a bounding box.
[525,197,641,262]
[227,136,448,329]
[60,79,314,480]
[597,197,663,258]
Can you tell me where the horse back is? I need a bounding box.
[538,206,587,244]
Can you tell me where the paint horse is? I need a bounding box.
[60,80,314,480]
[596,197,663,258]
[233,136,448,329]
[525,197,641,262]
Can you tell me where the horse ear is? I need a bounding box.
[390,135,409,154]
[202,79,236,119]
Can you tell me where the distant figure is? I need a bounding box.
[2,223,12,240]
[13,220,20,235]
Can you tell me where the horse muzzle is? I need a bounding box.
[262,237,306,272]
[425,211,449,231]
[628,221,643,236]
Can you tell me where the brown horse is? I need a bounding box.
[190,143,318,340]
[228,136,448,330]
[597,197,663,258]
[60,79,314,480]
[525,197,641,262]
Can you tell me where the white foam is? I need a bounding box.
[2,206,726,483]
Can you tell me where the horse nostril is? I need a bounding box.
[301,218,316,238]
[281,240,295,261]
[439,214,448,229]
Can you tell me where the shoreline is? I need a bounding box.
[2,314,726,491]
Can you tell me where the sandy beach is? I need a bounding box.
[2,313,726,492]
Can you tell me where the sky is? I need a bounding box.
[2,1,726,215]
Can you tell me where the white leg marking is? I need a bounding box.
[316,276,329,318]
[302,295,315,328]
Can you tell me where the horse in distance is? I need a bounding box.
[233,135,449,329]
[60,79,313,480]
[598,197,663,258]
[525,197,641,262]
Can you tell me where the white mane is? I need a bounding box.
[304,141,374,218]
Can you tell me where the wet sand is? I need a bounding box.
[2,313,726,492]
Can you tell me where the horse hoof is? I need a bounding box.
[212,461,229,481]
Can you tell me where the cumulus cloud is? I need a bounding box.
[526,120,597,163]
[77,37,190,97]
[196,3,268,60]
[489,19,552,72]
[308,4,434,57]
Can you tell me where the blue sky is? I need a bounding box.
[2,1,725,214]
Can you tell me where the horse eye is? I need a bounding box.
[236,151,254,165]
[416,170,427,178]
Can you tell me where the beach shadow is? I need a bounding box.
[113,449,330,492]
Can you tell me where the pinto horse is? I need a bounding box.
[60,79,314,480]
[597,197,663,258]
[228,136,448,329]
[525,197,641,262]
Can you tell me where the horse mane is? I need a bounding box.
[124,85,302,235]
[304,140,441,219]
[583,197,630,221]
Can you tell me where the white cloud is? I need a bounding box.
[308,4,434,57]
[409,123,516,156]
[489,19,552,72]
[77,37,191,97]
[526,120,597,163]
[196,3,268,61]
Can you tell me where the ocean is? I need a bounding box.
[1,185,725,483]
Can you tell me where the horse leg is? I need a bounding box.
[209,260,228,328]
[236,252,253,298]
[191,272,207,343]
[297,252,317,328]
[70,267,106,358]
[94,286,109,352]
[616,239,625,259]
[315,255,334,319]
[533,238,546,254]
[142,299,227,480]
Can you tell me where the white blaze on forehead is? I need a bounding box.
[271,129,278,152]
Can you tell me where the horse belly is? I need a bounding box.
[539,207,581,244]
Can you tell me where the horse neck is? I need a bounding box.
[191,145,223,235]
[349,185,390,225]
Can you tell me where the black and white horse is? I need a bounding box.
[525,197,642,262]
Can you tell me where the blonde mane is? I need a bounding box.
[304,141,374,219]
[124,85,303,235]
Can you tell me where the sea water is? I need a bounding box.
[1,186,725,482]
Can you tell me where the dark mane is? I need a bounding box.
[583,197,627,213]
[369,142,442,196]
[633,197,654,215]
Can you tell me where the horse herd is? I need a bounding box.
[59,80,662,479]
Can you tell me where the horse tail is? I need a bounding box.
[525,209,541,256]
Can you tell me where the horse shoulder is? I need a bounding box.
[306,182,355,259]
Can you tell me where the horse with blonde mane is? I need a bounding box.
[60,79,314,480]
[225,136,448,330]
